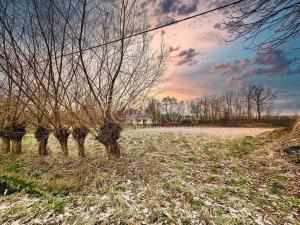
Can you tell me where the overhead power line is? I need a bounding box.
[0,0,247,72]
[65,0,248,56]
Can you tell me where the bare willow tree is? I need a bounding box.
[222,0,300,50]
[0,75,26,154]
[0,8,28,154]
[0,0,79,156]
[72,0,168,159]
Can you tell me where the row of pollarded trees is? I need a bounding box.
[146,84,277,124]
[0,0,167,159]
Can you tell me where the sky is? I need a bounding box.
[143,0,300,115]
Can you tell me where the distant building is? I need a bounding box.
[126,114,152,125]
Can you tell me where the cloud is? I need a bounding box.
[157,16,176,26]
[155,0,199,17]
[141,0,157,9]
[212,59,250,75]
[176,48,199,66]
[253,50,292,76]
[198,31,222,43]
[156,0,181,15]
[178,1,198,15]
[211,50,300,85]
[213,23,222,29]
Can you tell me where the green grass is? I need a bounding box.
[52,200,65,214]
[224,136,264,157]
[0,175,43,196]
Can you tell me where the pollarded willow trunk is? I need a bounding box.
[97,119,122,159]
[9,122,26,154]
[0,127,11,153]
[34,126,50,156]
[54,128,70,156]
[72,126,89,157]
[0,136,10,153]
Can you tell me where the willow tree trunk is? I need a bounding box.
[72,127,89,157]
[11,139,22,154]
[0,136,10,153]
[35,126,50,156]
[97,119,122,159]
[106,139,121,159]
[54,128,70,156]
[9,122,26,154]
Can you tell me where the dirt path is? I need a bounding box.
[128,127,276,138]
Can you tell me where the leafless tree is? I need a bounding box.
[241,84,255,119]
[223,90,234,118]
[0,0,80,156]
[146,98,162,125]
[73,0,168,159]
[162,96,177,117]
[0,75,26,154]
[233,91,243,118]
[190,99,203,120]
[161,96,185,123]
[252,84,276,119]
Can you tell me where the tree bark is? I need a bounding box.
[59,140,68,156]
[38,138,49,156]
[1,136,10,153]
[72,126,88,157]
[106,139,120,160]
[54,128,70,156]
[75,138,85,157]
[11,138,22,154]
[9,122,26,155]
[97,119,122,159]
[35,126,50,156]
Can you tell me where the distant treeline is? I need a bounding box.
[138,84,295,127]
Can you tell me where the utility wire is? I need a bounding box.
[0,0,247,65]
[65,0,247,56]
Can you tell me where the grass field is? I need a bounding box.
[0,127,299,225]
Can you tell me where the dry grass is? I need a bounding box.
[128,127,276,138]
[0,128,299,225]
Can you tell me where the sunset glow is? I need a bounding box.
[146,0,300,114]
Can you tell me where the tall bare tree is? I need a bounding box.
[146,98,162,125]
[252,85,276,119]
[241,84,255,119]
